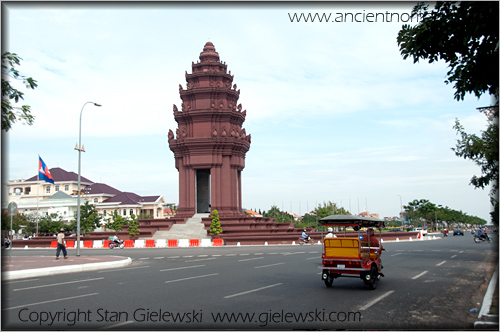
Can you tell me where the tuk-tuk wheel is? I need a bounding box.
[364,265,378,290]
[324,273,334,287]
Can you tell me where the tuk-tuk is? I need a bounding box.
[320,215,385,290]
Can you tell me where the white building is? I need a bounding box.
[5,167,171,228]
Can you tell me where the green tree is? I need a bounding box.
[1,52,38,131]
[398,2,499,225]
[209,210,222,235]
[38,213,65,234]
[74,201,102,235]
[397,2,498,102]
[126,214,140,237]
[453,113,498,225]
[105,210,128,232]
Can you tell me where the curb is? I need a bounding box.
[1,257,132,281]
[474,263,499,329]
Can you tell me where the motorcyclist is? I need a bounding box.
[477,228,485,240]
[302,229,309,243]
[113,233,121,245]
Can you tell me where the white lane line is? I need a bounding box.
[238,257,264,262]
[412,271,428,280]
[255,262,285,269]
[2,278,40,284]
[138,257,150,260]
[306,257,318,260]
[2,293,99,311]
[359,290,395,311]
[153,257,164,260]
[391,253,401,256]
[211,255,222,257]
[224,283,283,299]
[254,253,264,255]
[98,320,135,330]
[436,261,446,266]
[98,266,150,273]
[169,256,180,259]
[165,273,219,284]
[159,265,205,272]
[226,254,237,256]
[198,255,208,257]
[186,257,216,262]
[183,255,194,258]
[451,255,457,258]
[13,277,104,292]
[459,250,464,253]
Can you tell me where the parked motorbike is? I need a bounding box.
[109,240,125,249]
[298,236,313,245]
[473,234,491,243]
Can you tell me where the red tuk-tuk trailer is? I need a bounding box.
[320,215,385,290]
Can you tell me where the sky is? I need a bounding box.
[1,2,494,221]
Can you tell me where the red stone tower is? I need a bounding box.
[168,42,251,220]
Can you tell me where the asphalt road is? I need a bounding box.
[2,232,497,330]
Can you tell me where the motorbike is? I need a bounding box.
[298,236,313,245]
[473,234,491,243]
[109,239,125,249]
[2,238,11,250]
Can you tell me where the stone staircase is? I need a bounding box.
[149,213,210,240]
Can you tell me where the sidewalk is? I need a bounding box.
[1,255,131,281]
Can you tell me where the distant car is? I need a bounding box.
[453,228,464,236]
[412,228,428,235]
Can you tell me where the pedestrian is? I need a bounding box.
[55,228,68,260]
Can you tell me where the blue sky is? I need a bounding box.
[2,2,493,221]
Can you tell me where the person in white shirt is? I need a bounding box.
[325,227,336,238]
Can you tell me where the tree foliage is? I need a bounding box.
[453,115,499,225]
[104,210,128,232]
[397,2,498,101]
[398,2,499,225]
[127,214,140,237]
[74,201,102,235]
[1,52,38,131]
[209,210,222,235]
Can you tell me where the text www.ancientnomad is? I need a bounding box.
[288,11,422,23]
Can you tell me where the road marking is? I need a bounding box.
[153,257,164,260]
[451,255,457,258]
[165,273,219,284]
[239,254,250,256]
[159,265,205,272]
[391,253,401,256]
[13,277,104,292]
[255,262,285,269]
[306,257,318,260]
[183,255,194,258]
[211,255,222,257]
[225,254,237,256]
[254,253,264,255]
[99,320,135,330]
[185,257,216,262]
[224,283,282,299]
[198,255,208,257]
[412,271,428,280]
[2,293,99,311]
[138,257,150,260]
[436,261,446,266]
[459,250,464,253]
[169,256,180,259]
[358,290,395,310]
[98,265,150,273]
[2,278,40,284]
[238,257,264,262]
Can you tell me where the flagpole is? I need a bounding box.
[36,155,39,236]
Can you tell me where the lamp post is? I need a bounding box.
[397,194,403,226]
[75,101,101,256]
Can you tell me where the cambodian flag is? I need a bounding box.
[39,156,54,184]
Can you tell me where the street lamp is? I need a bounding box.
[75,101,101,256]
